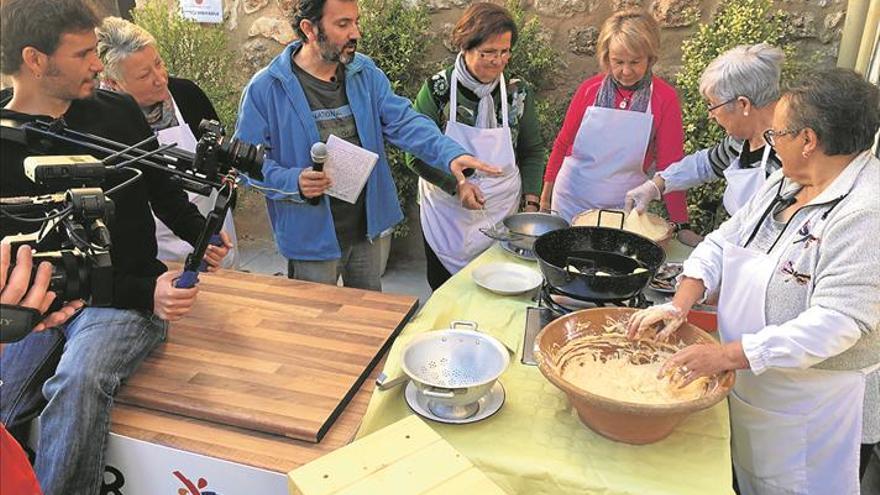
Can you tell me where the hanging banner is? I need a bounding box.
[180,0,224,24]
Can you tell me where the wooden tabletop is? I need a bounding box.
[115,270,418,443]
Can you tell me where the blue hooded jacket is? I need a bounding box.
[234,42,467,260]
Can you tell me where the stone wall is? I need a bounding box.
[229,0,846,100]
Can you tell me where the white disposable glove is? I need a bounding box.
[624,180,662,214]
[626,302,686,342]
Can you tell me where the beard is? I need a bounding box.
[316,28,357,65]
[44,59,98,100]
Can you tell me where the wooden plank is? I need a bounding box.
[421,467,508,495]
[289,416,508,495]
[290,416,440,495]
[333,441,472,495]
[115,269,417,443]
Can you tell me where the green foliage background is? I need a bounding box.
[675,0,806,233]
[504,0,566,153]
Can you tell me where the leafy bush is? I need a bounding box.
[675,0,805,234]
[132,0,238,128]
[505,0,561,92]
[359,0,433,237]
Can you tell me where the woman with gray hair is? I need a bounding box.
[628,67,880,494]
[625,43,784,245]
[96,16,238,268]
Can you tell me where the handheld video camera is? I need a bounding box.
[2,188,114,306]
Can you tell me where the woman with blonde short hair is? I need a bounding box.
[541,9,687,227]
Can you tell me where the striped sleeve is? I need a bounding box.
[765,152,783,177]
[706,136,744,178]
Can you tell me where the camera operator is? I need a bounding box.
[0,1,230,493]
[1,243,83,495]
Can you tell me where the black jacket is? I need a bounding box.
[0,89,205,311]
[168,76,220,139]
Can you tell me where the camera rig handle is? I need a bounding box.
[174,183,233,289]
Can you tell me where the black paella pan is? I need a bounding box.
[533,226,666,302]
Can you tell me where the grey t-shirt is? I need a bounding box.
[292,52,367,247]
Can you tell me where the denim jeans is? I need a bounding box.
[0,307,166,495]
[288,237,383,291]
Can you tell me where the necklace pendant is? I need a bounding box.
[619,100,627,109]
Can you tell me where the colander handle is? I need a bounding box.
[450,320,478,331]
[422,388,457,399]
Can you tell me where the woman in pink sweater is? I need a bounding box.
[540,9,687,227]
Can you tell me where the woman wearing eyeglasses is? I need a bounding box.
[625,44,784,245]
[405,2,546,290]
[628,68,880,495]
[541,9,687,228]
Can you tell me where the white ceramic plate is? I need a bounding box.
[472,262,543,296]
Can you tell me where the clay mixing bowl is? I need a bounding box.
[534,307,734,444]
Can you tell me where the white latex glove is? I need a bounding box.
[626,302,687,342]
[624,180,662,214]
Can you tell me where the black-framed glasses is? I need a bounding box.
[706,97,738,113]
[763,128,803,147]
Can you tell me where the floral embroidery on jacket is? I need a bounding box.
[792,221,820,249]
[780,260,812,285]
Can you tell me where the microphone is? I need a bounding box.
[308,142,328,206]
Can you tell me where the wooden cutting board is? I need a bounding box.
[110,363,385,473]
[115,270,418,443]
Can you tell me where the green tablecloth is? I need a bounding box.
[357,242,733,495]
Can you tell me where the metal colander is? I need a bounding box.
[401,322,510,418]
[416,356,478,388]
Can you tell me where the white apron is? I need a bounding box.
[551,85,654,222]
[722,145,771,215]
[718,240,864,495]
[154,96,239,269]
[419,71,520,274]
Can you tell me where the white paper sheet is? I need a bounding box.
[180,0,223,23]
[324,134,378,204]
